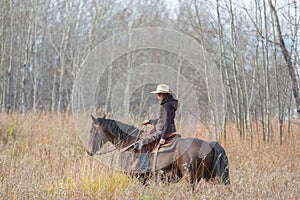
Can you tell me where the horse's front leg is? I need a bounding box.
[119,151,137,172]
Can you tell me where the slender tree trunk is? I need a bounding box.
[57,54,65,112]
[263,0,271,143]
[6,0,14,113]
[0,4,6,113]
[255,0,265,142]
[216,0,228,140]
[32,0,38,112]
[270,5,283,145]
[239,43,250,142]
[287,91,293,137]
[20,67,26,114]
[51,65,57,112]
[229,0,243,138]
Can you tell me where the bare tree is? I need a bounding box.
[268,0,300,117]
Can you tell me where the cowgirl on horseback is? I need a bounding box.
[133,84,178,172]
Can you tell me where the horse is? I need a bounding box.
[86,115,230,186]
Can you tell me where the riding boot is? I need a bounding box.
[136,147,150,173]
[133,143,141,151]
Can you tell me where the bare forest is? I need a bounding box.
[1,0,299,142]
[0,0,300,199]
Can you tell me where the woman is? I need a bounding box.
[142,84,178,145]
[133,84,178,172]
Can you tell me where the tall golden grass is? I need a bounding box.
[0,113,299,199]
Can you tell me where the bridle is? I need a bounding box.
[91,123,145,156]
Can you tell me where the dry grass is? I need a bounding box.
[0,113,299,199]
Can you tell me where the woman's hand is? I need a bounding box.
[142,120,150,126]
[159,138,166,145]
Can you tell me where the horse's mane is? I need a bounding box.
[97,118,142,140]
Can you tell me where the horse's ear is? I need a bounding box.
[91,115,99,125]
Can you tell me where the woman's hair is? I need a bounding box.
[159,93,171,104]
[163,93,171,99]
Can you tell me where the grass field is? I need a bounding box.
[0,113,299,199]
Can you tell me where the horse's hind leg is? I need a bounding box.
[179,160,203,188]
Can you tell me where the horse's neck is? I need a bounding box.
[104,129,137,149]
[100,119,141,147]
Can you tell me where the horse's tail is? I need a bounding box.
[211,142,230,185]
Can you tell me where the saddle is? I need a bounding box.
[153,133,181,153]
[163,132,180,145]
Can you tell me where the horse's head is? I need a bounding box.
[86,115,108,156]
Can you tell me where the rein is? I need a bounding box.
[94,125,145,156]
[94,147,118,156]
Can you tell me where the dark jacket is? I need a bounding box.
[149,94,178,139]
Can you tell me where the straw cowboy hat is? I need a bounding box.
[150,84,172,94]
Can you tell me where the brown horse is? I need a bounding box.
[86,115,230,186]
